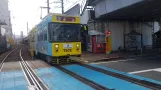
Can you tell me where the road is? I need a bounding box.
[93,55,161,82]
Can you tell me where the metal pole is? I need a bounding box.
[27,22,28,35]
[61,0,64,14]
[40,7,42,19]
[47,0,50,14]
[0,25,1,36]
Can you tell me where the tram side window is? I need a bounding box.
[38,35,40,41]
[38,34,42,41]
[44,33,47,41]
[40,34,43,41]
[48,23,52,41]
[37,35,38,41]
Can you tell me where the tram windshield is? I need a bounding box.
[49,23,81,42]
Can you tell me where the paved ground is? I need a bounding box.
[1,44,161,90]
[1,61,22,72]
[26,59,50,69]
[28,60,153,90]
[94,55,161,82]
[0,61,28,90]
[63,64,149,90]
[136,71,161,81]
[70,52,120,63]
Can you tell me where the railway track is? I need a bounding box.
[20,49,49,90]
[75,62,161,90]
[21,45,161,90]
[54,62,161,90]
[0,47,18,72]
[31,58,161,90]
[54,65,110,90]
[0,45,49,90]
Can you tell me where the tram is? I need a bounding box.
[28,13,82,64]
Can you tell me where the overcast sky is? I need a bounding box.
[9,0,80,36]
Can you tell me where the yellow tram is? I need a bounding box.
[28,13,82,64]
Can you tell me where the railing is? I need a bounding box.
[80,0,95,16]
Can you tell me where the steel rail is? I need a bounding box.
[20,49,44,90]
[77,62,161,90]
[54,65,110,90]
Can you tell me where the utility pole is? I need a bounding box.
[40,7,43,19]
[14,32,15,43]
[27,22,28,35]
[47,0,50,14]
[61,0,64,14]
[21,31,23,42]
[40,0,50,19]
[0,25,1,36]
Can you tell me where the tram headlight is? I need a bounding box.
[55,44,59,48]
[76,44,79,47]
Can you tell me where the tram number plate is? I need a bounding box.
[63,44,72,49]
[64,49,72,52]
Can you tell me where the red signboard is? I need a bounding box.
[106,30,111,36]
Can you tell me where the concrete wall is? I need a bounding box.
[104,21,153,51]
[142,23,152,46]
[80,10,89,24]
[1,27,6,36]
[94,0,143,18]
[109,22,124,51]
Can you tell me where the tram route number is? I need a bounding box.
[64,49,72,52]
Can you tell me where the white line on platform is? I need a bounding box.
[129,68,161,74]
[91,59,136,64]
[153,68,161,72]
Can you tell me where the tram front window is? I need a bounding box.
[49,23,80,42]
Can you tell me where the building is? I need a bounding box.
[0,0,13,51]
[0,0,12,37]
[65,0,161,53]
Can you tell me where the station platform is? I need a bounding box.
[93,55,161,83]
[34,65,150,90]
[0,70,28,90]
[70,51,161,64]
[70,52,121,63]
[35,67,94,90]
[63,64,149,90]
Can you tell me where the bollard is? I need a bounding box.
[30,49,34,60]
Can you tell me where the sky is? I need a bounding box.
[9,0,80,36]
